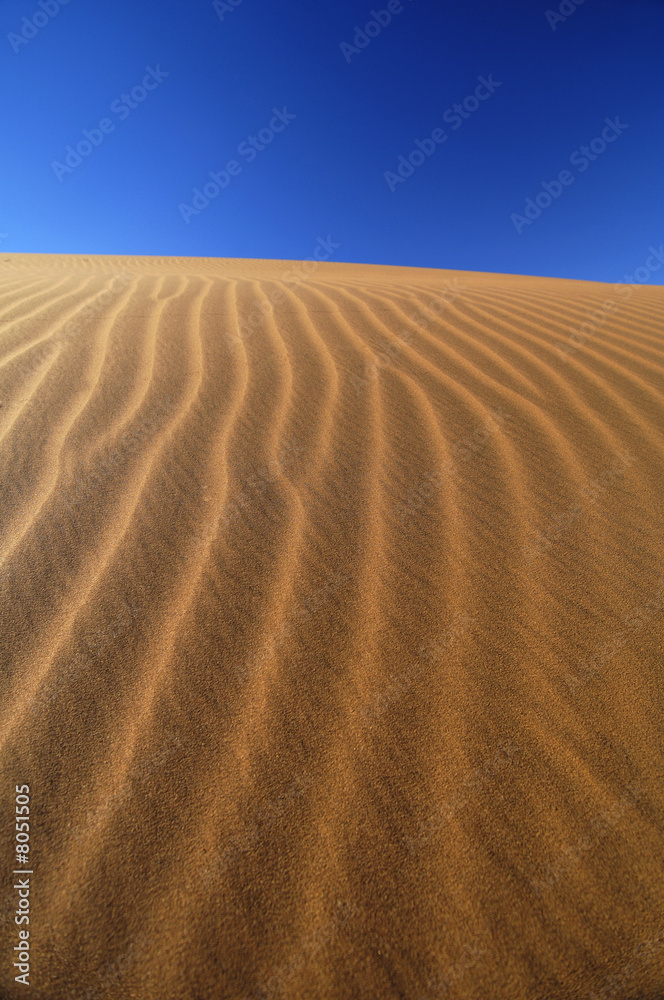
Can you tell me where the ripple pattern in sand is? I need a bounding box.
[0,256,663,1000]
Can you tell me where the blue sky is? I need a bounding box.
[0,0,662,282]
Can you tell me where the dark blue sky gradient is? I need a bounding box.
[1,0,662,282]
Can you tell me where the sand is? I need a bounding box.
[0,253,662,1000]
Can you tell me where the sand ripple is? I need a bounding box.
[0,255,663,999]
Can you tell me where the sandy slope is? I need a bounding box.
[0,253,662,1000]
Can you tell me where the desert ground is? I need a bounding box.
[0,253,662,999]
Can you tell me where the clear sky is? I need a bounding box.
[0,0,662,282]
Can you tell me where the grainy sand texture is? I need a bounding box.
[0,253,663,1000]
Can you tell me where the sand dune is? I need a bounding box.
[0,253,663,999]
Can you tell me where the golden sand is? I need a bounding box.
[0,254,662,999]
